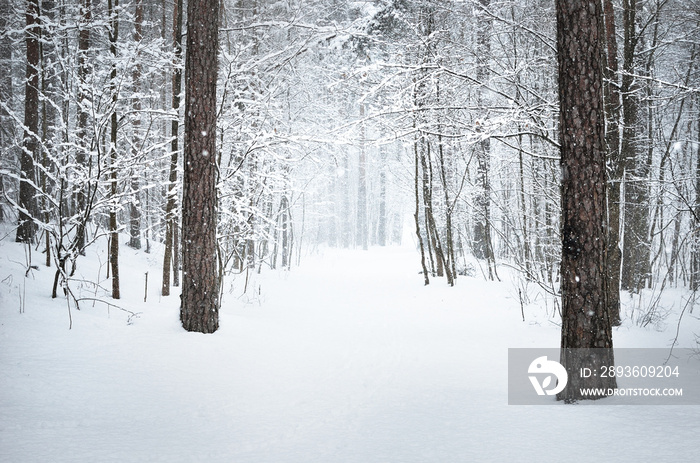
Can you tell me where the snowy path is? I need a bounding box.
[1,244,698,462]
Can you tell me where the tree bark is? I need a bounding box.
[162,0,183,297]
[74,0,92,255]
[128,0,143,250]
[620,0,651,293]
[691,106,700,291]
[414,133,429,285]
[108,0,120,299]
[0,0,12,165]
[472,0,496,280]
[16,0,41,243]
[180,0,220,333]
[602,0,622,325]
[555,0,616,402]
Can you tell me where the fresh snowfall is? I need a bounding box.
[1,225,698,463]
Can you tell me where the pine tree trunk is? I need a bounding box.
[108,0,120,299]
[16,0,40,243]
[472,0,496,279]
[0,0,12,166]
[0,0,11,222]
[620,0,651,293]
[128,0,143,250]
[162,0,183,297]
[173,219,180,286]
[603,0,622,325]
[555,0,617,402]
[180,0,220,333]
[74,0,91,255]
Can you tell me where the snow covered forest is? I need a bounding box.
[1,0,700,461]
[3,0,700,309]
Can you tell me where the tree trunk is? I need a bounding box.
[280,195,290,269]
[357,104,368,250]
[472,0,496,279]
[603,0,622,325]
[74,0,91,255]
[108,0,120,299]
[16,0,41,243]
[180,0,220,333]
[128,0,144,250]
[414,133,429,285]
[0,0,12,166]
[555,0,616,402]
[377,147,387,247]
[691,107,700,291]
[421,139,453,285]
[173,218,180,286]
[0,0,11,222]
[342,151,351,248]
[620,0,651,293]
[162,0,183,297]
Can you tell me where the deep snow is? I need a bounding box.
[1,229,699,462]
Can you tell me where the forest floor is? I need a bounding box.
[1,226,699,462]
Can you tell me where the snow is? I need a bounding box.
[1,229,698,462]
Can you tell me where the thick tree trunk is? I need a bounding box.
[555,0,616,402]
[180,0,220,333]
[16,0,41,243]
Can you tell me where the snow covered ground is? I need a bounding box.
[1,228,699,462]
